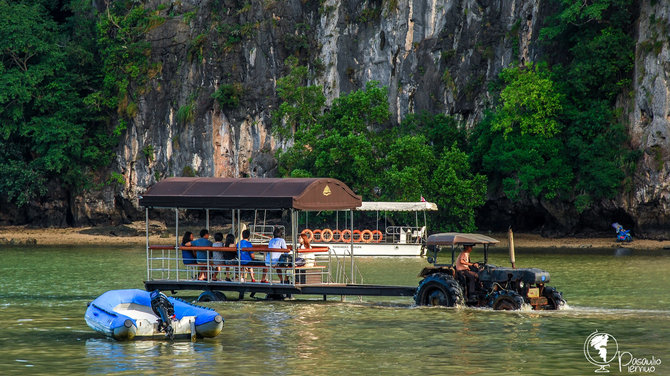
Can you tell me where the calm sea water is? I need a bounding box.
[1,246,669,375]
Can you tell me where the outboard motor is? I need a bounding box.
[150,290,175,339]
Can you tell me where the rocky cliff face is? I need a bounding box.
[620,0,670,238]
[5,0,668,238]
[91,0,547,221]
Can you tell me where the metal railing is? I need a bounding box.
[147,245,332,285]
[324,246,363,284]
[248,225,285,244]
[385,226,425,244]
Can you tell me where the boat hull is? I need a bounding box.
[85,289,223,340]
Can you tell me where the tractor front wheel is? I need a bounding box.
[489,290,524,310]
[543,286,566,310]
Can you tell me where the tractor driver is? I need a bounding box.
[455,244,479,300]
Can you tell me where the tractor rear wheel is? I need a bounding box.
[543,286,566,310]
[414,273,463,307]
[489,290,524,310]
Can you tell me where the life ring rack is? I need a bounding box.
[301,228,383,243]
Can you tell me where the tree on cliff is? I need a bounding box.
[0,1,114,207]
[274,62,486,232]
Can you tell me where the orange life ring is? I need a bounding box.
[321,228,334,242]
[361,229,373,243]
[312,229,322,242]
[301,229,314,242]
[372,230,383,243]
[341,229,352,242]
[352,229,362,242]
[332,230,342,242]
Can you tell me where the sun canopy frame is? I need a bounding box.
[426,233,499,246]
[138,177,362,211]
[140,177,363,283]
[356,201,438,212]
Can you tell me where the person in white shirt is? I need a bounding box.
[299,233,315,267]
[261,227,287,283]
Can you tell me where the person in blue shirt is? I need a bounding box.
[180,231,196,265]
[192,229,212,280]
[261,227,287,283]
[237,229,260,282]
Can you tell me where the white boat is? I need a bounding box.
[302,201,438,257]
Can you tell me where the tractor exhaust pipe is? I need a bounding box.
[508,227,516,269]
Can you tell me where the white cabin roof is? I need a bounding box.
[356,201,438,212]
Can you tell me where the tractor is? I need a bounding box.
[414,233,566,310]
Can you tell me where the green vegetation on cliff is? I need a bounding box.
[0,1,114,206]
[471,0,636,213]
[0,1,160,207]
[274,61,486,232]
[275,0,637,230]
[0,0,638,233]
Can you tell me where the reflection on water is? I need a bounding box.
[85,339,225,374]
[0,246,668,375]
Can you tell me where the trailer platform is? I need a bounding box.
[145,280,417,300]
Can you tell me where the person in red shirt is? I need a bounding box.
[455,245,479,300]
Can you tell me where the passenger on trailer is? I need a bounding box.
[238,229,260,282]
[222,234,237,281]
[192,229,212,280]
[261,227,287,283]
[211,233,224,281]
[180,231,196,265]
[299,233,315,267]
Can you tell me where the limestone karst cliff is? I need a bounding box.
[2,0,668,238]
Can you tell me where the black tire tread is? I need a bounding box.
[489,290,524,310]
[543,286,566,310]
[414,273,464,307]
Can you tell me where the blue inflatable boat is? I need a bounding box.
[85,289,223,341]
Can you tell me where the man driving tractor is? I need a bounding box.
[455,244,478,300]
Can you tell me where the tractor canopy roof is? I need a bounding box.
[426,233,499,246]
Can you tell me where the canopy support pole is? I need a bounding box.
[291,208,298,283]
[206,209,210,231]
[175,208,179,281]
[350,209,354,283]
[237,209,241,238]
[146,208,150,281]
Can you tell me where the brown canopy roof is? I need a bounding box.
[426,233,499,246]
[139,177,362,210]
